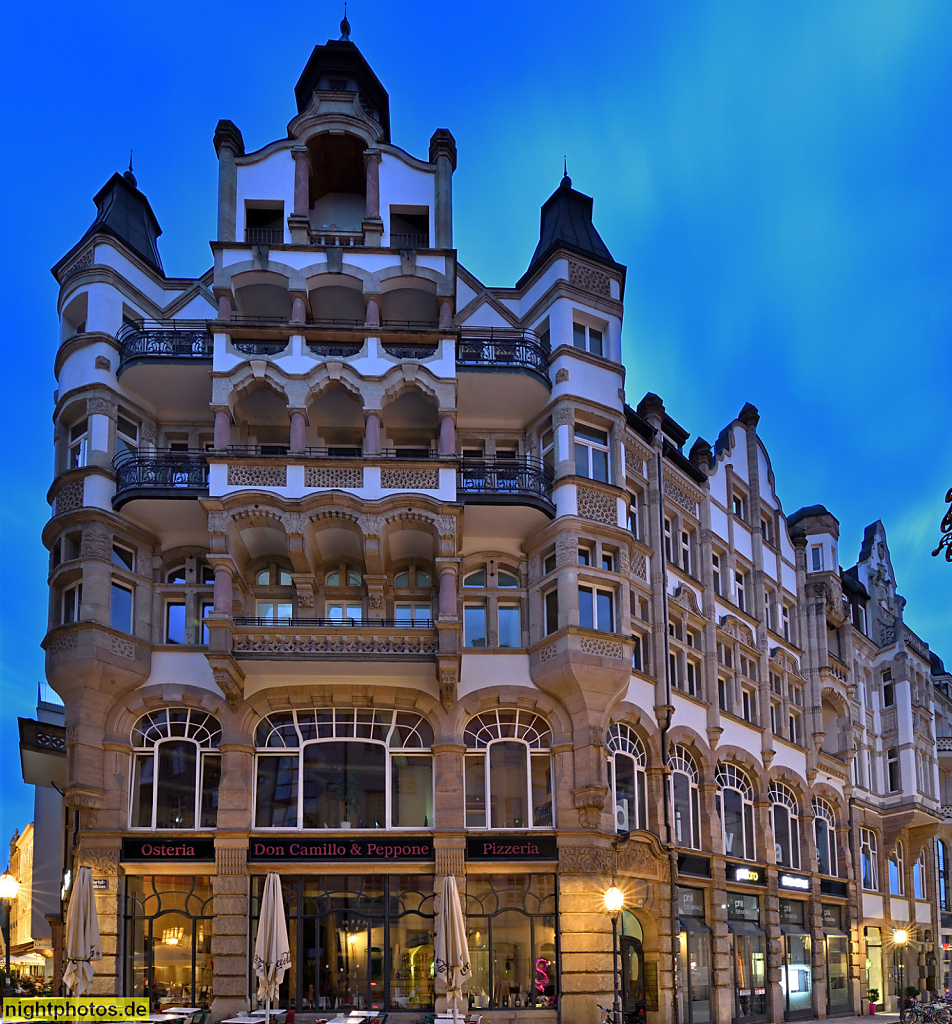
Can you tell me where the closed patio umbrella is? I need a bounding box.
[254,873,291,1024]
[64,866,102,996]
[434,875,471,1024]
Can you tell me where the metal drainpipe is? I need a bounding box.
[656,450,682,1024]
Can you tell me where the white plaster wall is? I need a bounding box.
[670,693,709,736]
[458,301,511,328]
[457,277,478,309]
[459,652,535,697]
[717,717,765,766]
[58,341,120,395]
[379,156,435,244]
[236,150,295,242]
[145,651,220,692]
[94,243,183,307]
[550,352,624,411]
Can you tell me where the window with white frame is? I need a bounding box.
[769,782,800,869]
[579,585,614,632]
[670,745,701,850]
[810,545,823,572]
[886,746,901,791]
[462,564,523,648]
[712,552,722,596]
[680,528,693,576]
[664,517,674,562]
[882,669,895,708]
[323,563,363,622]
[861,828,879,890]
[111,580,134,632]
[130,708,221,829]
[782,604,791,642]
[607,724,647,833]
[735,569,748,613]
[113,542,135,571]
[574,424,610,483]
[393,563,433,624]
[254,708,433,829]
[541,428,555,475]
[716,763,756,860]
[914,849,926,899]
[813,799,838,876]
[889,841,905,895]
[116,413,139,463]
[62,582,82,624]
[464,710,552,829]
[68,418,88,469]
[572,321,604,356]
[731,491,747,522]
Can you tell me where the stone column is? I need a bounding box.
[429,130,458,249]
[75,844,121,995]
[433,744,465,829]
[439,414,455,455]
[289,147,311,244]
[290,410,307,453]
[291,294,307,323]
[362,149,383,245]
[213,120,244,243]
[214,564,234,614]
[217,292,233,321]
[364,411,381,454]
[364,295,381,326]
[438,564,458,618]
[439,298,453,328]
[211,841,250,1021]
[214,409,232,449]
[45,914,63,996]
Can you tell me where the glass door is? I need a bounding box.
[621,934,646,1021]
[826,935,850,1014]
[781,933,813,1018]
[732,930,768,1023]
[680,928,712,1024]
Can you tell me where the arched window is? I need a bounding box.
[253,559,294,623]
[464,710,552,829]
[889,841,905,895]
[607,724,647,832]
[130,708,221,830]
[813,798,838,877]
[715,763,755,860]
[254,708,433,829]
[393,564,434,625]
[669,745,701,850]
[323,563,364,622]
[461,562,524,649]
[769,783,800,868]
[913,848,927,899]
[939,841,950,911]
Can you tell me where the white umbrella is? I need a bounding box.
[64,866,102,996]
[434,875,471,1024]
[253,872,291,1024]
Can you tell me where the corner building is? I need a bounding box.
[43,25,951,1024]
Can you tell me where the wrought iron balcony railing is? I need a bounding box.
[117,319,212,374]
[217,445,447,460]
[231,339,289,355]
[457,326,550,380]
[457,456,553,506]
[113,450,209,506]
[245,227,284,245]
[390,232,429,248]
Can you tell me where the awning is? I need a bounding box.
[680,918,711,933]
[11,953,48,966]
[727,920,765,934]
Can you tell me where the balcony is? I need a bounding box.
[456,328,552,425]
[458,456,554,516]
[113,450,209,509]
[245,227,284,245]
[232,618,438,658]
[117,319,212,375]
[390,232,429,248]
[938,736,952,766]
[457,327,550,380]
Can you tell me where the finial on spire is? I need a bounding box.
[124,150,137,188]
[561,155,571,189]
[340,1,351,40]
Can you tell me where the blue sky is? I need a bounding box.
[2,0,951,850]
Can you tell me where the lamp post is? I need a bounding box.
[895,929,909,1021]
[604,886,625,1024]
[0,872,20,997]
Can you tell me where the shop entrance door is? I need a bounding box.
[621,935,646,1022]
[679,927,713,1024]
[781,932,813,1019]
[731,929,768,1024]
[826,935,850,1014]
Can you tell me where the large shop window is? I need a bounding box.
[465,874,557,1010]
[254,708,433,830]
[670,745,702,851]
[769,783,800,869]
[607,724,647,832]
[250,874,435,1013]
[813,799,838,877]
[464,710,553,829]
[130,709,221,830]
[125,875,213,1011]
[715,763,755,861]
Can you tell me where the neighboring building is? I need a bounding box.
[33,20,951,1024]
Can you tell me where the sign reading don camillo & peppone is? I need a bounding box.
[247,837,435,862]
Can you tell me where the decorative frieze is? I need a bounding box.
[233,631,439,656]
[79,847,120,875]
[538,643,558,663]
[568,259,612,298]
[110,636,135,660]
[631,551,648,580]
[55,481,84,515]
[48,632,78,655]
[217,846,247,876]
[380,467,440,489]
[580,636,624,659]
[62,247,94,279]
[624,444,646,477]
[663,475,700,517]
[95,356,111,371]
[555,368,569,384]
[305,467,363,489]
[577,485,617,526]
[227,464,287,487]
[435,847,466,876]
[558,844,615,875]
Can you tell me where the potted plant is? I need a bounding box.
[866,987,879,1015]
[905,986,920,1009]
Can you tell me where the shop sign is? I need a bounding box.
[726,862,766,885]
[822,904,842,930]
[121,838,216,862]
[821,877,849,898]
[677,887,705,918]
[778,872,810,891]
[248,837,435,862]
[677,854,711,878]
[779,898,804,925]
[466,835,558,861]
[92,877,110,891]
[727,892,760,922]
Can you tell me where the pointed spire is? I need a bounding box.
[340,1,351,40]
[561,155,571,189]
[124,150,137,188]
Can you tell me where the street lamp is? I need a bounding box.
[0,872,19,997]
[895,929,909,1020]
[604,886,625,1024]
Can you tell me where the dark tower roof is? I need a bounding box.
[294,40,391,143]
[79,171,164,273]
[518,173,622,287]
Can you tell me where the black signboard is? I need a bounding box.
[677,854,711,878]
[820,877,849,898]
[822,904,842,930]
[727,892,760,922]
[121,838,216,862]
[779,898,805,925]
[678,887,706,918]
[466,835,558,861]
[248,837,434,862]
[778,871,811,893]
[726,862,767,886]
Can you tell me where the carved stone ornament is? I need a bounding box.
[369,593,383,609]
[433,514,457,538]
[95,355,111,371]
[305,467,363,489]
[663,475,700,517]
[631,552,648,580]
[62,247,94,279]
[555,368,569,384]
[580,636,624,659]
[86,395,112,416]
[381,467,439,490]
[568,259,612,297]
[48,632,78,656]
[558,845,615,875]
[281,511,309,534]
[216,846,247,876]
[577,805,603,829]
[577,485,617,526]
[297,591,314,610]
[538,642,558,663]
[79,848,120,875]
[110,636,136,660]
[207,510,232,534]
[440,671,457,710]
[211,667,243,709]
[81,525,112,561]
[55,481,84,515]
[616,837,669,878]
[435,847,465,876]
[553,406,574,428]
[358,514,384,536]
[228,464,287,487]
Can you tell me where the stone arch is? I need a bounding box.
[103,686,234,748]
[307,272,366,322]
[230,268,293,320]
[714,747,766,800]
[607,702,663,767]
[766,764,811,812]
[451,687,572,747]
[666,725,715,785]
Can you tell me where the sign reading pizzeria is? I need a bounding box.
[466,835,558,861]
[121,838,216,862]
[247,837,435,862]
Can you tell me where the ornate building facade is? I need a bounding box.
[33,21,952,1024]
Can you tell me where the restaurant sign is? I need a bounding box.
[248,837,435,862]
[726,862,767,885]
[466,835,558,861]
[121,838,216,862]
